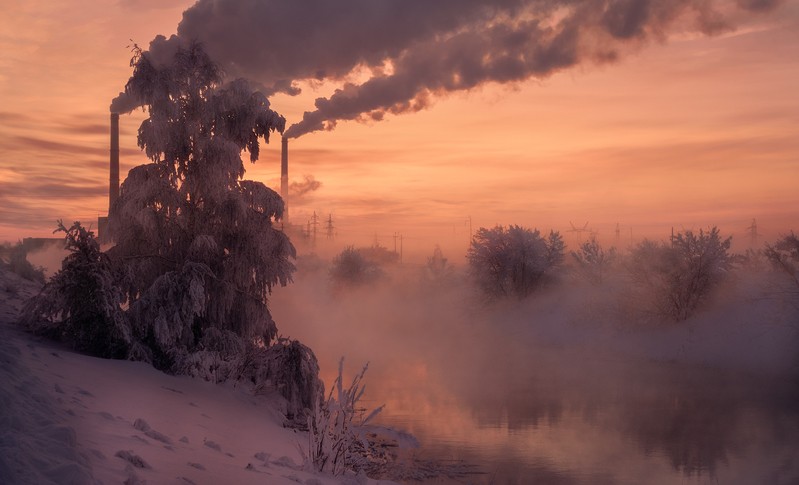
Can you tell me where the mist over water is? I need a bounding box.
[272,245,799,484]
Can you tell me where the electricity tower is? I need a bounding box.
[325,214,335,240]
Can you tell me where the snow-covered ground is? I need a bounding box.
[0,268,396,485]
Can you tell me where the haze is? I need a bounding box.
[2,2,799,483]
[1,0,797,259]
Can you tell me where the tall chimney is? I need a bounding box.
[281,135,289,222]
[110,112,120,211]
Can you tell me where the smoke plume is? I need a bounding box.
[112,0,781,132]
[289,175,322,198]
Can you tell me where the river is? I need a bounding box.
[369,353,799,484]
[272,270,799,484]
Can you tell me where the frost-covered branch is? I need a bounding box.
[303,358,384,475]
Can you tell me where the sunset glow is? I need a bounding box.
[1,0,797,261]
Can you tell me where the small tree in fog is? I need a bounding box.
[422,245,455,285]
[764,232,799,289]
[571,238,616,285]
[107,41,293,366]
[329,246,383,288]
[23,221,129,358]
[628,227,732,321]
[467,225,564,300]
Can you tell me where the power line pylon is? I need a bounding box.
[310,211,319,244]
[747,218,758,248]
[325,214,335,240]
[567,221,590,245]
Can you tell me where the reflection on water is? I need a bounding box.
[271,268,799,484]
[370,357,799,484]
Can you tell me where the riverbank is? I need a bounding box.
[0,267,401,485]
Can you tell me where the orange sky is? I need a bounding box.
[1,0,797,261]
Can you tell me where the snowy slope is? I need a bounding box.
[0,268,395,485]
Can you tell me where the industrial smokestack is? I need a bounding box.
[281,135,289,222]
[110,112,120,211]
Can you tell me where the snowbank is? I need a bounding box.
[0,268,397,485]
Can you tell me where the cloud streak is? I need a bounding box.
[1,135,140,159]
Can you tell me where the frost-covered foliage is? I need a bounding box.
[764,232,799,289]
[571,238,616,285]
[0,242,45,284]
[304,359,383,475]
[234,339,322,421]
[628,227,732,321]
[467,225,565,300]
[22,222,129,358]
[164,336,323,422]
[107,41,294,362]
[329,246,384,288]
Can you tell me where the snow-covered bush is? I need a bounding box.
[628,227,732,321]
[329,246,384,288]
[571,238,616,285]
[467,225,565,299]
[165,335,323,422]
[236,339,323,421]
[22,221,129,358]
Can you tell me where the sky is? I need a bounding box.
[1,0,797,261]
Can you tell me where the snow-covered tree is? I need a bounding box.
[18,43,321,422]
[329,246,384,288]
[107,41,294,366]
[467,225,564,300]
[628,227,732,321]
[22,221,129,358]
[571,238,616,285]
